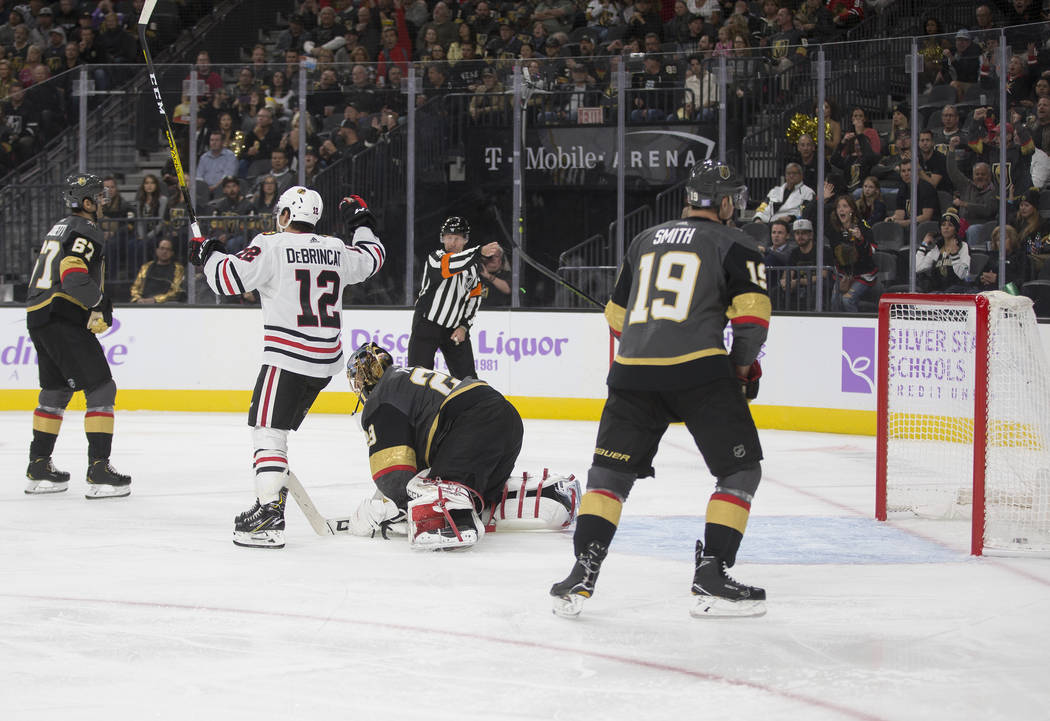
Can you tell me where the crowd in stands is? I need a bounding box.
[6,0,1050,309]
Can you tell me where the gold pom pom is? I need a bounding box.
[786,112,834,144]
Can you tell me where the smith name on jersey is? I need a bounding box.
[27,215,106,328]
[603,217,771,390]
[203,225,385,377]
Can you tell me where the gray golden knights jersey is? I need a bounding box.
[360,365,495,497]
[26,214,106,328]
[604,216,771,390]
[203,225,385,378]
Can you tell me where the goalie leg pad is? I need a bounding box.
[406,476,485,550]
[492,469,581,531]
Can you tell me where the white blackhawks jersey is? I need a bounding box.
[203,226,385,377]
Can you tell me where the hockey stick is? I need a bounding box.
[137,0,202,241]
[487,205,604,309]
[284,471,347,536]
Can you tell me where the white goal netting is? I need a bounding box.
[883,292,1050,553]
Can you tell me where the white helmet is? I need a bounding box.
[275,186,323,230]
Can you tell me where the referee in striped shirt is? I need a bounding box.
[408,216,502,379]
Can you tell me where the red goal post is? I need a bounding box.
[876,292,1050,556]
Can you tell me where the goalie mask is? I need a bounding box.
[347,342,393,402]
[275,186,323,231]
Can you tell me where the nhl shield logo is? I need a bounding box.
[719,165,731,180]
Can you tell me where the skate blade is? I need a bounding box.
[25,480,69,494]
[690,596,766,618]
[233,530,285,549]
[551,593,587,618]
[84,484,131,499]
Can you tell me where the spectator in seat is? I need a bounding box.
[947,139,998,243]
[630,54,674,122]
[207,175,254,254]
[305,67,345,121]
[344,63,378,115]
[415,1,458,52]
[917,129,950,193]
[916,210,973,292]
[533,0,576,37]
[827,194,876,312]
[134,173,169,248]
[782,217,823,311]
[932,104,963,152]
[753,162,815,223]
[197,130,239,199]
[682,54,718,122]
[250,174,280,218]
[891,159,940,228]
[100,174,135,274]
[936,30,981,100]
[788,133,826,193]
[856,176,887,225]
[25,65,63,141]
[1029,96,1050,155]
[980,224,1031,291]
[275,14,311,56]
[0,78,38,162]
[269,70,295,119]
[761,218,795,267]
[42,26,66,74]
[816,98,843,155]
[1013,189,1050,270]
[469,66,509,123]
[545,64,603,124]
[130,238,185,304]
[238,106,282,178]
[261,147,294,196]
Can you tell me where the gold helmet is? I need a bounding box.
[346,342,393,403]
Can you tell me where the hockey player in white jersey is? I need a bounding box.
[190,187,385,549]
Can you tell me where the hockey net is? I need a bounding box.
[876,292,1050,555]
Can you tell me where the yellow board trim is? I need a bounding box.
[579,491,623,525]
[0,391,879,435]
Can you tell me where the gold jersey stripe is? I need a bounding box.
[604,301,625,334]
[614,347,727,366]
[579,490,623,525]
[27,291,90,313]
[706,497,750,534]
[726,292,772,323]
[369,445,417,478]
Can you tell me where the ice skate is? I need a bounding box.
[233,489,287,549]
[550,540,607,618]
[84,459,131,499]
[690,541,766,618]
[25,457,70,495]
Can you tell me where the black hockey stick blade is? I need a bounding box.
[138,0,202,239]
[487,206,603,308]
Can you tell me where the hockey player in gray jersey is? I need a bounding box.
[343,343,579,550]
[550,159,772,618]
[24,173,131,498]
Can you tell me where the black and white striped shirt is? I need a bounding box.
[415,246,483,328]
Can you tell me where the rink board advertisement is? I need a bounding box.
[3,306,1049,434]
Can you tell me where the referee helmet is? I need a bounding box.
[440,216,470,242]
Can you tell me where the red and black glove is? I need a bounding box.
[340,195,376,233]
[189,237,227,267]
[737,360,761,400]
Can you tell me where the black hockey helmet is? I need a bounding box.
[63,172,105,210]
[347,342,394,402]
[685,160,747,210]
[439,216,470,241]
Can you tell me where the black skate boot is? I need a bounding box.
[233,489,287,549]
[690,540,766,618]
[25,457,70,495]
[85,459,132,499]
[550,540,608,618]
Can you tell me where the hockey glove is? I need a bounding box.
[87,295,113,334]
[737,360,762,401]
[340,195,376,233]
[189,237,227,267]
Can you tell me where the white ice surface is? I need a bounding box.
[2,411,1049,721]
